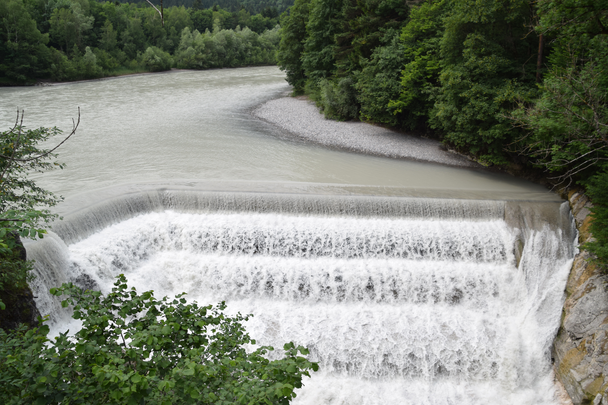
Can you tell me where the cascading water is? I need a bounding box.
[26,189,577,405]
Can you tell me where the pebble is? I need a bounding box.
[252,97,479,168]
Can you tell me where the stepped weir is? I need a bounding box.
[26,185,576,405]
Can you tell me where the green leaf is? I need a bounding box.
[39,324,49,336]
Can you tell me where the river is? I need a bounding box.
[0,66,575,405]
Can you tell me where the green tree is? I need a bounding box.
[388,0,451,131]
[511,61,607,185]
[510,0,608,184]
[535,0,608,40]
[0,0,52,83]
[190,8,213,32]
[164,6,193,52]
[429,0,538,164]
[141,45,173,70]
[78,46,103,78]
[99,19,118,52]
[0,111,79,311]
[49,1,94,54]
[121,16,146,59]
[585,170,608,270]
[301,0,342,82]
[0,275,318,404]
[356,28,406,126]
[333,0,408,77]
[277,0,310,93]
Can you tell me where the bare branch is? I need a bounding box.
[506,58,607,186]
[0,107,80,163]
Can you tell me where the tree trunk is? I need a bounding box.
[536,33,544,83]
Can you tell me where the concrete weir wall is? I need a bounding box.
[554,191,608,405]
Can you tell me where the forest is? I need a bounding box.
[278,0,606,180]
[0,0,284,83]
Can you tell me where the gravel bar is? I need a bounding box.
[253,97,479,168]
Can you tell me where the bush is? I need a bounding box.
[318,77,359,121]
[0,115,76,311]
[142,46,173,72]
[0,275,318,404]
[584,170,608,270]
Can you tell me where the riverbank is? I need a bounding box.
[253,96,479,169]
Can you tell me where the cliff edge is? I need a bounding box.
[554,190,608,404]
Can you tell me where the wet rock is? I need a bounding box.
[554,190,608,404]
[0,234,41,331]
[0,285,41,331]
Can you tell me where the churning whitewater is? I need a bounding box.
[28,194,576,405]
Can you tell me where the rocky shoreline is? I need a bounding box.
[252,96,479,168]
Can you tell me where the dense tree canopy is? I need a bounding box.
[0,0,282,84]
[277,0,608,179]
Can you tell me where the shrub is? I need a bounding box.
[318,77,359,121]
[0,275,318,404]
[584,170,608,270]
[142,46,173,72]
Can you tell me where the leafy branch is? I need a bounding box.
[0,109,79,312]
[509,61,607,187]
[0,275,318,404]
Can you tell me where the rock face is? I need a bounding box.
[0,234,41,331]
[554,190,608,405]
[0,284,41,331]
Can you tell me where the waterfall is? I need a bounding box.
[26,189,577,405]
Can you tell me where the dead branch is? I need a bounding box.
[144,0,164,27]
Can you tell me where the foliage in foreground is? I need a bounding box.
[0,0,282,84]
[0,275,318,404]
[0,111,77,312]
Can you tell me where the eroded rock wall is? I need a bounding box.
[554,191,608,405]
